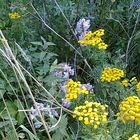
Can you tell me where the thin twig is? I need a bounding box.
[53,0,78,40]
[125,13,140,64]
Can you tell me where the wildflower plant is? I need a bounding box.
[128,134,140,140]
[29,102,58,128]
[75,18,90,41]
[78,29,108,49]
[64,79,89,101]
[100,68,124,82]
[1,0,140,139]
[9,12,21,19]
[121,79,129,87]
[136,82,140,94]
[117,96,140,124]
[73,101,108,129]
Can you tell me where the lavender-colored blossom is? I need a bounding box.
[75,18,90,34]
[60,84,67,94]
[75,18,90,41]
[82,83,94,92]
[47,106,59,118]
[55,71,63,78]
[30,102,44,119]
[78,31,87,40]
[29,102,59,128]
[34,121,42,128]
[62,98,71,108]
[54,63,74,79]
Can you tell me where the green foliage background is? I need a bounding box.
[0,0,140,139]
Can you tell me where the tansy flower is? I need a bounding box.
[128,134,140,140]
[73,101,108,129]
[130,77,137,85]
[78,29,108,50]
[121,79,129,87]
[64,79,89,101]
[9,12,21,19]
[116,96,140,124]
[100,68,124,82]
[136,82,140,94]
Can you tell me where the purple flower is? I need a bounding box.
[60,84,67,94]
[75,18,90,34]
[78,31,87,40]
[30,102,44,119]
[62,98,71,108]
[54,63,74,79]
[55,71,63,77]
[82,83,94,93]
[75,18,91,43]
[29,102,59,129]
[34,121,42,128]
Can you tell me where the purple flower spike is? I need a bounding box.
[75,18,91,41]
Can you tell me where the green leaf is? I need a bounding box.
[14,100,25,124]
[5,129,18,140]
[0,120,17,128]
[136,8,140,12]
[31,42,42,46]
[0,101,18,119]
[50,115,69,140]
[20,125,39,140]
[46,42,56,46]
[39,52,47,61]
[41,36,55,49]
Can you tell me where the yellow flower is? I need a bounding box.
[9,12,21,19]
[117,96,140,124]
[128,134,140,140]
[73,101,108,129]
[78,29,108,50]
[64,79,89,101]
[130,77,138,85]
[100,68,124,82]
[136,82,140,94]
[121,79,129,87]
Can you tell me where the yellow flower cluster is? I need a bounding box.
[136,82,140,94]
[121,79,129,87]
[116,96,140,124]
[130,77,137,85]
[121,77,137,87]
[73,101,108,129]
[64,79,88,101]
[78,29,108,50]
[128,134,140,140]
[9,12,21,19]
[100,68,124,82]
